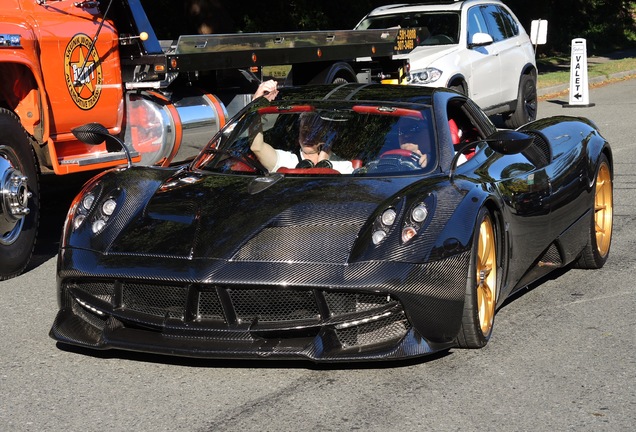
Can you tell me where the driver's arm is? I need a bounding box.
[250,131,279,172]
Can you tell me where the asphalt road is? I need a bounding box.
[1,79,635,432]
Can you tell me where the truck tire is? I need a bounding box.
[0,109,40,280]
[503,74,537,129]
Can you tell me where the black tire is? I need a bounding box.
[574,153,613,269]
[0,108,40,280]
[455,208,498,348]
[504,74,537,129]
[331,76,350,84]
[449,82,466,95]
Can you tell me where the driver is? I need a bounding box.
[397,117,431,168]
[250,112,354,173]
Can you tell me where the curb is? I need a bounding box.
[538,69,636,97]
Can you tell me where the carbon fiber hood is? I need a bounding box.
[106,171,421,262]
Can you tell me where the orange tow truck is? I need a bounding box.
[0,0,409,279]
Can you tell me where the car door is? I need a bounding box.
[481,4,528,105]
[465,5,502,109]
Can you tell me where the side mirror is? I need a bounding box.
[485,130,534,155]
[468,32,494,48]
[71,123,134,168]
[449,129,534,183]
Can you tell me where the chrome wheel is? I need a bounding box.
[0,108,40,280]
[0,149,31,246]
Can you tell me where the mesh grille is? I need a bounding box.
[324,291,394,317]
[228,288,320,323]
[541,243,563,266]
[122,283,188,319]
[72,281,114,303]
[198,290,225,320]
[336,313,410,348]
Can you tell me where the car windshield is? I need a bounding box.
[356,12,460,45]
[193,101,437,176]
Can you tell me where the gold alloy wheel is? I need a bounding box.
[594,161,613,257]
[476,215,497,335]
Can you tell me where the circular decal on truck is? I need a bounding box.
[64,34,103,110]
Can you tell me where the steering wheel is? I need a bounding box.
[366,149,422,172]
[381,149,421,168]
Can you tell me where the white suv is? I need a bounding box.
[355,0,539,128]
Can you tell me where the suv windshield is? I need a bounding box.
[194,101,437,176]
[356,12,460,45]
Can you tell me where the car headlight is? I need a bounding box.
[400,202,431,244]
[71,186,122,234]
[372,208,397,245]
[408,68,442,85]
[411,203,428,223]
[372,199,434,246]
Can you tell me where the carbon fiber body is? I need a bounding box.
[50,84,613,362]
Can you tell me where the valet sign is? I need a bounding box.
[567,38,594,107]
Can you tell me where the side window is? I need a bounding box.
[466,6,489,44]
[482,5,507,42]
[497,6,519,37]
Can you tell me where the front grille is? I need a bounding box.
[63,280,408,349]
[336,312,411,348]
[123,283,188,319]
[198,290,224,320]
[228,288,320,323]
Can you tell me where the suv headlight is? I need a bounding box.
[408,68,443,85]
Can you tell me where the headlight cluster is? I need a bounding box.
[72,186,121,234]
[408,67,442,85]
[372,201,431,245]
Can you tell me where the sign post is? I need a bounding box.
[565,38,595,108]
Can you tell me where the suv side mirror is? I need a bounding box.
[468,32,493,48]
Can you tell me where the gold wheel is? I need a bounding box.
[594,161,613,258]
[476,214,497,335]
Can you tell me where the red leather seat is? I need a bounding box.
[448,119,461,145]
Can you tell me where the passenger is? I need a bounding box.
[397,117,431,167]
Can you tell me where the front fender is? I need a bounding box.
[0,24,50,143]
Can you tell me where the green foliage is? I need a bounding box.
[503,0,636,54]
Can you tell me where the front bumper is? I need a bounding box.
[50,248,469,362]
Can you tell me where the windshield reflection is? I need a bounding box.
[194,101,437,176]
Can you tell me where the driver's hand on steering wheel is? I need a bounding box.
[400,143,428,167]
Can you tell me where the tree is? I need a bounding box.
[502,0,636,53]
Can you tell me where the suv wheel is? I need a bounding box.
[504,74,537,129]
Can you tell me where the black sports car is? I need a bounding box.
[50,84,613,362]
